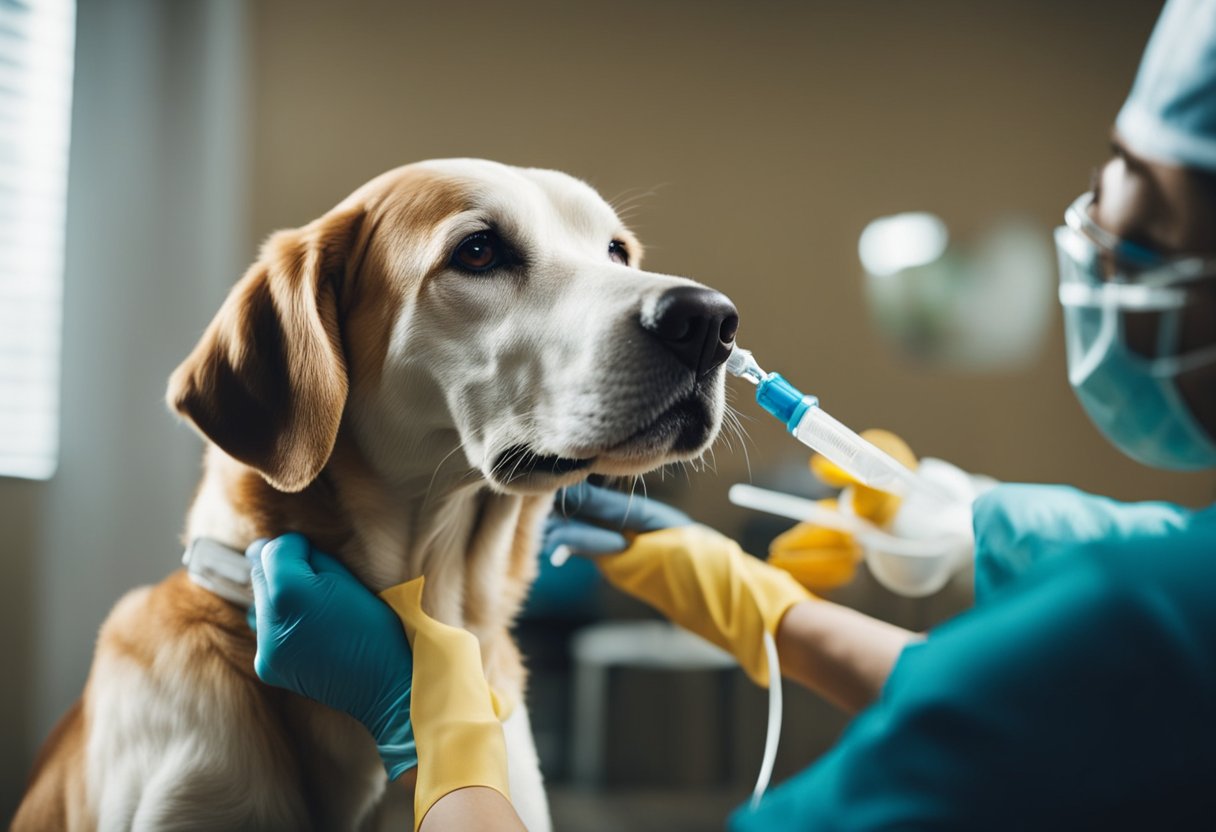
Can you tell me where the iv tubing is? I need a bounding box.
[751,631,782,809]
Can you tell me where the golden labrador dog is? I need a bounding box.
[13,159,739,831]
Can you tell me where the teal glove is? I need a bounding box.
[972,484,1192,601]
[246,534,416,778]
[542,482,694,558]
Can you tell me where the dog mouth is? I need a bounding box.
[489,390,715,488]
[490,445,594,485]
[607,392,712,456]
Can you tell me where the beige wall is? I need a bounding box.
[249,0,1213,524]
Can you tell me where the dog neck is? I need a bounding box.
[183,430,547,629]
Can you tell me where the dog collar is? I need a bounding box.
[182,537,254,608]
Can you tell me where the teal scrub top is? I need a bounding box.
[731,484,1216,830]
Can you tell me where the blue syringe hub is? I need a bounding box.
[755,373,818,433]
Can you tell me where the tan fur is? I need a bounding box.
[15,160,726,831]
[166,206,361,493]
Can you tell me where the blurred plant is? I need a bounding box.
[858,212,1054,370]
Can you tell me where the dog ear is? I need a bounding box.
[167,206,364,492]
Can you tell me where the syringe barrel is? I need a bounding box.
[751,371,917,495]
[791,405,913,495]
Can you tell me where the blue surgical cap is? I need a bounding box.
[1116,0,1216,172]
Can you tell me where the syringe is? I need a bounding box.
[726,347,949,502]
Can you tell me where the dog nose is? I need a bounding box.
[642,286,739,378]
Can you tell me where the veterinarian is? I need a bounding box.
[246,1,1216,828]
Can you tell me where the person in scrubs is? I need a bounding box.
[246,1,1216,828]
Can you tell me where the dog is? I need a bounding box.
[13,158,739,831]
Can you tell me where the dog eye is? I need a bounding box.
[452,231,502,273]
[608,240,630,266]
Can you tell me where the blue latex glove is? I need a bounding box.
[541,482,694,560]
[246,533,417,778]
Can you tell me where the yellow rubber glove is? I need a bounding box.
[768,431,917,592]
[768,498,862,592]
[809,428,918,526]
[379,578,510,832]
[596,525,813,686]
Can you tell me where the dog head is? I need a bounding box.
[169,159,738,495]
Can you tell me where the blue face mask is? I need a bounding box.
[1056,194,1216,471]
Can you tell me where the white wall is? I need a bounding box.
[0,0,250,816]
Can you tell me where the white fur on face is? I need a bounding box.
[360,159,729,495]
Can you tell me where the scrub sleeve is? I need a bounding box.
[730,485,1216,830]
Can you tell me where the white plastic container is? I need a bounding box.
[729,477,975,598]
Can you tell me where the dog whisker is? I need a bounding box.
[422,442,468,511]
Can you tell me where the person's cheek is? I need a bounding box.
[1094,156,1146,241]
[1092,148,1184,254]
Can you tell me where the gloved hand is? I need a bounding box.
[767,498,862,592]
[542,480,694,559]
[807,429,994,534]
[773,431,992,594]
[547,483,812,686]
[764,430,915,593]
[250,537,511,830]
[809,428,918,526]
[246,534,416,779]
[381,578,510,831]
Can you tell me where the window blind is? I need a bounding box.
[0,0,75,479]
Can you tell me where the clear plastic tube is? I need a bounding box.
[751,631,782,809]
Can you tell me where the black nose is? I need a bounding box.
[641,286,739,378]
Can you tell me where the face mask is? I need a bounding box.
[1056,193,1216,471]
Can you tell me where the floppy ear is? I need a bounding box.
[167,206,364,492]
